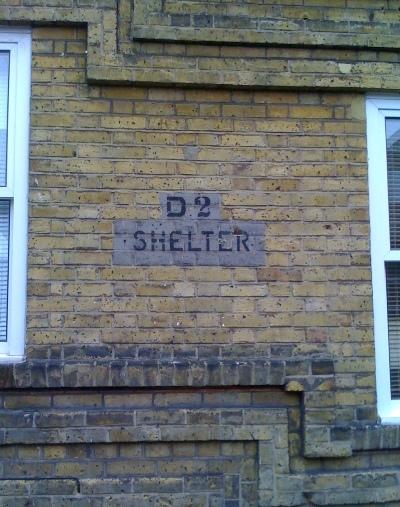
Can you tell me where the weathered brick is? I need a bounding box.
[0,9,394,506]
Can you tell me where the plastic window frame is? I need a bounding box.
[0,28,31,362]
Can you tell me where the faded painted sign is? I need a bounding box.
[113,193,266,266]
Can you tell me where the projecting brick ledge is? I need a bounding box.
[130,0,400,50]
[0,358,292,389]
[4,3,400,90]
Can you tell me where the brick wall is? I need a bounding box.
[0,2,399,506]
[28,28,370,359]
[0,387,290,506]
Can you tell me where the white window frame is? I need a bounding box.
[366,96,400,422]
[0,29,31,362]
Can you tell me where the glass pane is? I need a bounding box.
[0,201,9,342]
[0,52,9,187]
[386,262,400,398]
[386,119,400,248]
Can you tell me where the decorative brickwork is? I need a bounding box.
[0,2,399,506]
[3,1,400,88]
[131,0,400,48]
[0,388,293,506]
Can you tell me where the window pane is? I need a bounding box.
[0,52,9,187]
[386,119,400,248]
[0,200,9,342]
[386,262,400,398]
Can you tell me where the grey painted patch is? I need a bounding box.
[113,219,265,266]
[184,145,200,161]
[113,193,266,266]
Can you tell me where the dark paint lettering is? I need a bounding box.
[167,196,186,217]
[201,231,213,252]
[159,231,166,252]
[240,231,250,252]
[170,231,183,251]
[151,231,157,251]
[195,195,211,217]
[188,231,201,251]
[133,230,146,251]
[218,231,232,252]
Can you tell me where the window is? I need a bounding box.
[366,97,400,421]
[0,29,31,361]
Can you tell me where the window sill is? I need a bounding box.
[0,354,24,363]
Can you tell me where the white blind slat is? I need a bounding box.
[0,200,9,342]
[0,52,8,188]
[386,262,400,398]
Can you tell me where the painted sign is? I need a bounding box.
[113,193,266,266]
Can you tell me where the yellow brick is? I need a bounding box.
[100,115,146,129]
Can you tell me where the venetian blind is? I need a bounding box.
[387,119,400,249]
[0,52,8,342]
[386,118,400,398]
[0,201,9,342]
[386,262,400,398]
[0,52,8,187]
